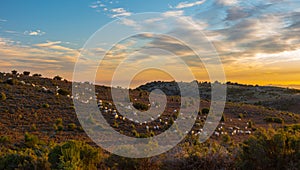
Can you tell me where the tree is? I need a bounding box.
[23,71,30,76]
[53,75,62,81]
[11,70,17,75]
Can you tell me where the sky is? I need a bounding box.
[0,0,300,88]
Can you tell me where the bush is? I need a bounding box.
[23,71,30,76]
[31,124,37,131]
[11,70,17,75]
[0,92,6,101]
[33,73,42,77]
[221,113,226,122]
[237,128,300,169]
[24,132,41,148]
[0,136,11,144]
[6,78,17,85]
[48,140,103,170]
[264,116,284,124]
[0,152,35,170]
[42,103,50,108]
[53,75,62,81]
[58,88,70,96]
[238,113,244,118]
[133,102,149,111]
[68,123,77,130]
[201,108,209,114]
[0,149,51,170]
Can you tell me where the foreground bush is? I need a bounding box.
[237,127,300,169]
[48,140,104,170]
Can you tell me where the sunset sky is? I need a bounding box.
[0,0,300,88]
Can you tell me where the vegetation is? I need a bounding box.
[133,102,149,111]
[23,71,30,76]
[53,75,63,81]
[57,88,70,96]
[264,116,284,124]
[201,108,209,115]
[237,128,300,169]
[0,125,298,169]
[0,92,6,101]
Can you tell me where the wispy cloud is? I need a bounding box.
[34,41,75,52]
[163,10,184,17]
[0,37,80,78]
[175,0,206,9]
[24,30,45,36]
[110,8,131,18]
[0,18,7,22]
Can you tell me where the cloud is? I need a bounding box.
[0,37,81,79]
[24,30,45,36]
[34,41,75,52]
[175,0,206,9]
[0,18,7,22]
[216,0,239,6]
[110,8,131,18]
[163,10,184,17]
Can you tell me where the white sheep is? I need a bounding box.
[214,131,220,136]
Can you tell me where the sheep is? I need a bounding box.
[41,87,48,92]
[146,126,149,130]
[165,122,168,125]
[214,131,220,137]
[245,130,251,135]
[114,114,119,119]
[20,81,26,85]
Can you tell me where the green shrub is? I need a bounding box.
[221,113,226,122]
[248,120,254,128]
[53,75,62,81]
[48,140,102,170]
[42,103,50,108]
[132,130,140,138]
[23,71,30,76]
[0,153,35,170]
[133,102,149,111]
[264,116,284,124]
[56,118,63,125]
[58,88,70,96]
[31,124,37,131]
[11,70,17,75]
[238,113,244,118]
[68,123,77,130]
[0,92,6,101]
[0,136,11,144]
[201,108,210,114]
[24,132,41,148]
[33,73,42,77]
[6,78,17,85]
[237,128,300,169]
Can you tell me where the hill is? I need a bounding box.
[0,72,299,145]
